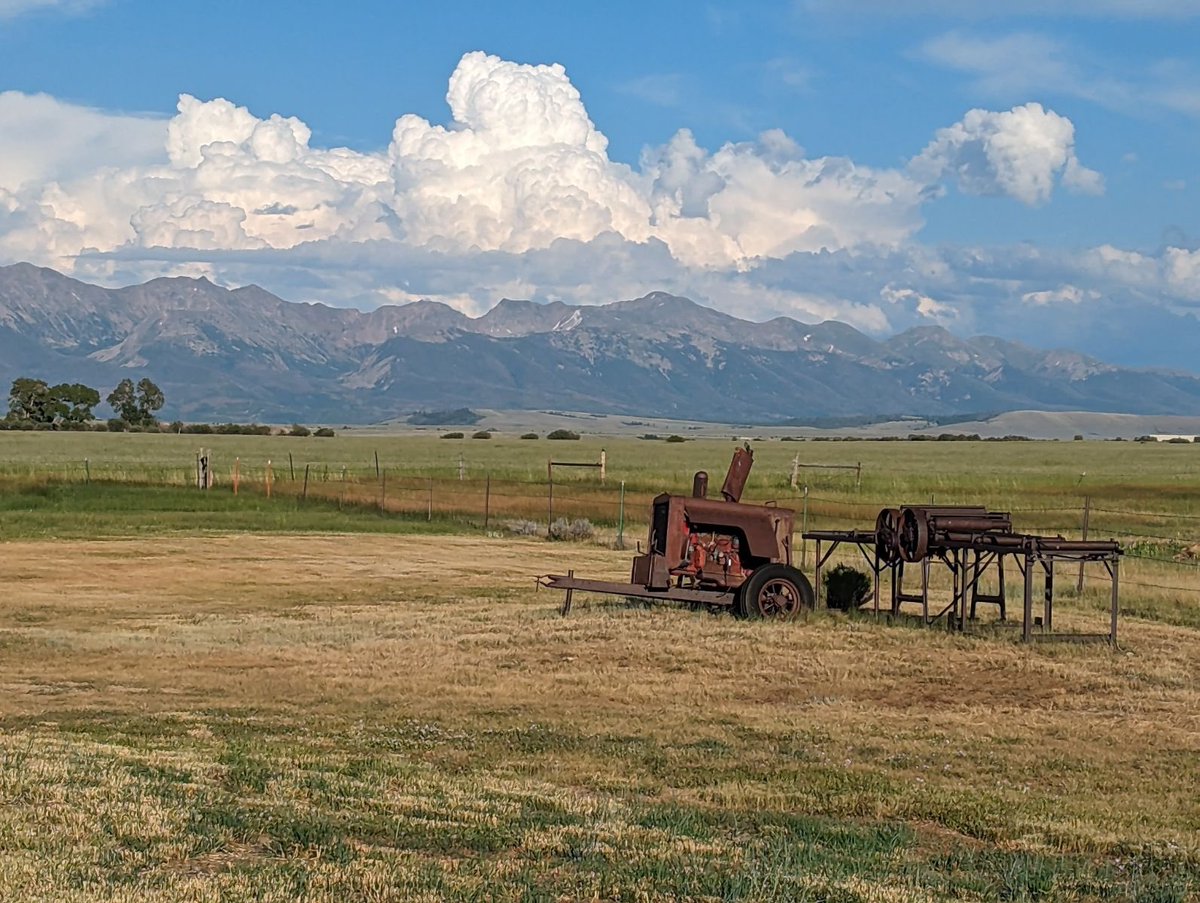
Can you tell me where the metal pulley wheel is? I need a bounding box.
[899,507,930,562]
[875,507,901,564]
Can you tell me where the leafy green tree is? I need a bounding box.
[51,383,101,425]
[107,378,138,423]
[7,378,54,423]
[135,378,165,425]
[107,377,165,426]
[6,379,101,427]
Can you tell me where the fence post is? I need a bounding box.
[289,453,295,481]
[600,449,607,484]
[459,454,465,481]
[801,484,809,569]
[790,454,800,490]
[427,477,433,522]
[266,459,272,499]
[84,458,90,484]
[1076,495,1091,593]
[617,480,626,550]
[484,473,491,532]
[302,464,309,501]
[375,450,380,480]
[234,457,240,495]
[547,460,554,535]
[856,462,862,490]
[380,469,387,513]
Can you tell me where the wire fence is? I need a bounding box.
[8,457,1200,597]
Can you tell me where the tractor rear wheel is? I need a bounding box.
[738,565,814,620]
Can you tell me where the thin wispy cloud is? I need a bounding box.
[617,73,685,107]
[797,0,1200,19]
[919,31,1200,118]
[0,0,102,20]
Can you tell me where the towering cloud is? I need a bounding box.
[0,52,1102,277]
[910,103,1102,204]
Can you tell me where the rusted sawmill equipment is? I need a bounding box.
[810,505,1124,644]
[875,506,1013,563]
[540,446,814,620]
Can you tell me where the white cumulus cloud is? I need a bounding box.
[0,51,1106,324]
[910,103,1102,204]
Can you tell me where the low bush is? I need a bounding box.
[824,564,871,611]
[505,519,542,536]
[665,435,686,443]
[313,427,335,438]
[441,432,465,439]
[520,432,539,439]
[547,429,580,440]
[549,517,594,541]
[472,431,492,439]
[288,424,312,437]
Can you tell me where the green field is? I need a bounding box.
[0,432,1198,900]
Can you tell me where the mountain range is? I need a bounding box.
[3,261,1200,424]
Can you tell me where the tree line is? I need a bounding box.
[4,377,164,430]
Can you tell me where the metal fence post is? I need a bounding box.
[1076,495,1091,594]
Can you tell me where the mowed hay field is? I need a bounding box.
[0,434,1199,901]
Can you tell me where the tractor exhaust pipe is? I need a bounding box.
[692,471,709,499]
[720,446,753,503]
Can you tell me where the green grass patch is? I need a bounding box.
[0,480,475,540]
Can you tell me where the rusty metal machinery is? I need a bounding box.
[809,505,1123,644]
[541,446,814,621]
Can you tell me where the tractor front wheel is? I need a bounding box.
[738,565,814,620]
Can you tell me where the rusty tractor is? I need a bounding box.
[541,446,814,620]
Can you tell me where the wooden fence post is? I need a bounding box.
[484,473,491,532]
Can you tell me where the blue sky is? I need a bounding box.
[2,0,1200,368]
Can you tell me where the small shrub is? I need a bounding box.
[472,431,492,439]
[168,420,184,434]
[505,519,541,536]
[182,422,214,434]
[441,432,465,439]
[549,517,594,541]
[640,433,660,441]
[288,424,312,437]
[313,427,335,438]
[106,418,127,432]
[1073,434,1084,441]
[824,564,871,611]
[520,432,539,439]
[665,435,686,443]
[547,429,580,440]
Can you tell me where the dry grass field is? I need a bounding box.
[1,532,1198,901]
